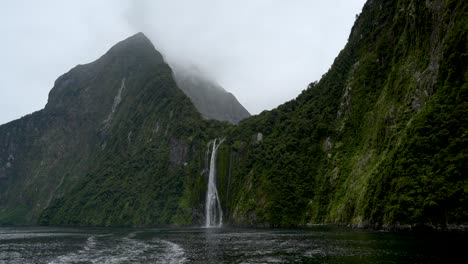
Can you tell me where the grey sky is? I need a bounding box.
[0,0,365,125]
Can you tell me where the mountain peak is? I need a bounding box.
[45,32,165,113]
[104,32,163,62]
[122,32,152,46]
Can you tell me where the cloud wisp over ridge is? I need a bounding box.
[0,0,365,125]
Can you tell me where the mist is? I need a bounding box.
[0,0,365,125]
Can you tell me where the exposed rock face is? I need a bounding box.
[173,66,250,124]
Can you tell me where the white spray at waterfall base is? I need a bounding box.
[205,138,225,228]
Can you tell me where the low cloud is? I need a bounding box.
[124,0,365,114]
[0,0,365,125]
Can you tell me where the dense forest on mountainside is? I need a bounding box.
[1,0,466,229]
[213,0,467,228]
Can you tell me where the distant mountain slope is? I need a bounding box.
[174,66,250,124]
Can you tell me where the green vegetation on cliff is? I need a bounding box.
[38,34,230,226]
[1,33,229,226]
[223,0,467,228]
[1,0,466,228]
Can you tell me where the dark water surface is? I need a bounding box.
[0,226,466,263]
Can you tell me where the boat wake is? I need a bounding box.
[49,233,186,264]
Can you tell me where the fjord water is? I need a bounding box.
[0,226,466,263]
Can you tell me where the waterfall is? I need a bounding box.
[205,138,224,228]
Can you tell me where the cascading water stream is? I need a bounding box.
[205,138,224,228]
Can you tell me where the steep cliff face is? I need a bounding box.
[221,0,467,228]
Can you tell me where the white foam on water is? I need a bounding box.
[47,233,187,264]
[304,248,327,257]
[48,233,153,264]
[156,240,187,264]
[83,236,97,251]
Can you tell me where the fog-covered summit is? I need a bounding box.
[173,64,250,124]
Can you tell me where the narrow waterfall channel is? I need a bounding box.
[205,138,224,228]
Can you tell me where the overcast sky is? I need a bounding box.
[0,0,366,125]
